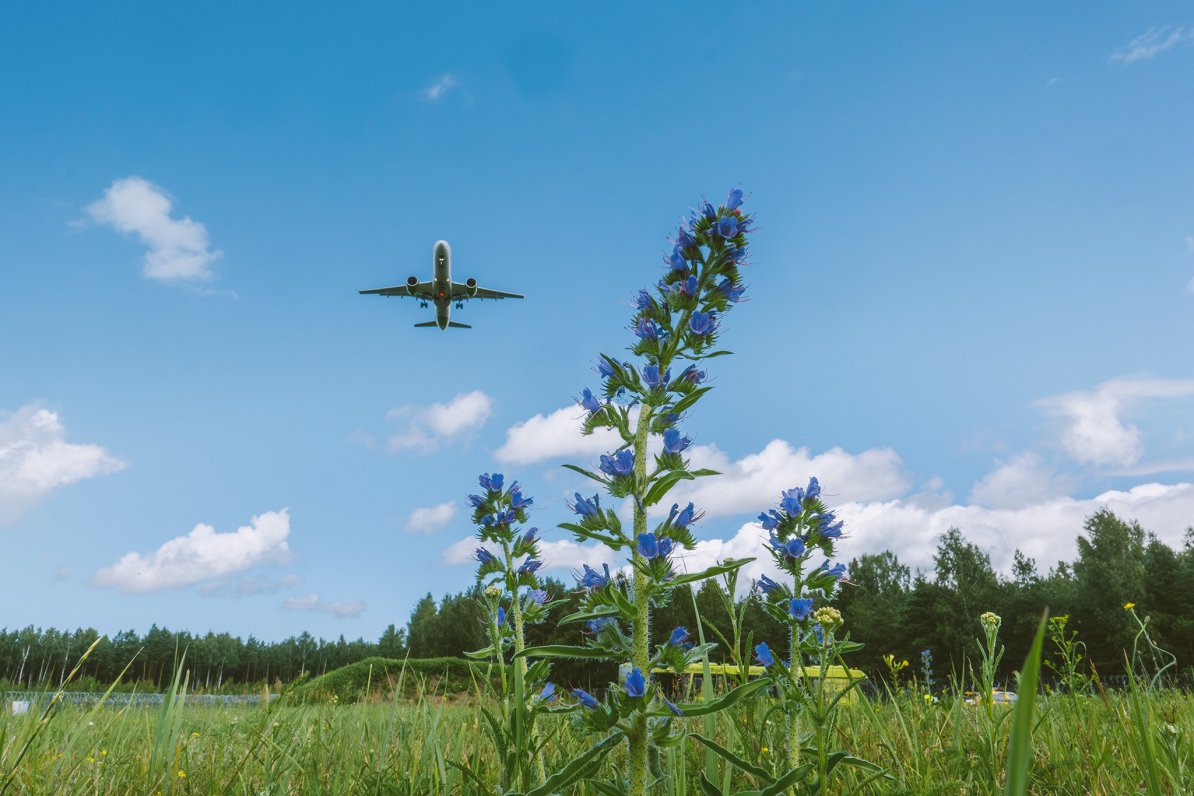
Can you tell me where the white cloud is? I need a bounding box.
[1039,377,1194,467]
[0,405,125,524]
[282,592,367,618]
[407,501,458,534]
[86,177,221,283]
[385,391,491,453]
[671,440,911,518]
[1111,26,1194,64]
[968,452,1072,509]
[494,405,628,465]
[441,534,618,572]
[445,481,1194,591]
[421,73,459,101]
[92,509,292,593]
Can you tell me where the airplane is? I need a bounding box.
[358,240,523,330]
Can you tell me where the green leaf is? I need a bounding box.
[463,646,496,660]
[590,780,627,796]
[690,734,770,781]
[673,677,770,717]
[609,585,638,621]
[699,772,725,796]
[643,470,697,507]
[446,760,495,795]
[562,463,607,484]
[759,764,815,796]
[668,558,755,588]
[1004,610,1047,796]
[689,468,720,478]
[671,386,712,416]
[558,606,621,626]
[514,645,611,661]
[524,735,621,796]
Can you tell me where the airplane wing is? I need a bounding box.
[359,281,433,299]
[450,282,524,300]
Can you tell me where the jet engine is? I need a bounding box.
[464,278,479,297]
[405,275,420,295]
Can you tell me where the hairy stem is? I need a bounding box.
[629,404,653,796]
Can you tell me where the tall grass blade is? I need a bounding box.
[1003,610,1047,796]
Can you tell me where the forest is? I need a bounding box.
[4,508,1191,693]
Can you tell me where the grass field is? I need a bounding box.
[3,675,1191,795]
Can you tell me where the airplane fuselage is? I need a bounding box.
[432,240,452,330]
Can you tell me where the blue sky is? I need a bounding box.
[2,2,1193,641]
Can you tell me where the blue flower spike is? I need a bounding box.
[573,688,599,709]
[755,642,775,668]
[669,626,690,647]
[625,667,647,698]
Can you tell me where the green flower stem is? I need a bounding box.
[788,621,800,771]
[629,403,653,796]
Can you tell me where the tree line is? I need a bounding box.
[3,509,1191,693]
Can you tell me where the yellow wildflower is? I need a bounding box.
[1124,602,1136,610]
[177,770,186,778]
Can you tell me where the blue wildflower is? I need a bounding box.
[665,699,684,716]
[636,532,659,559]
[672,502,698,528]
[821,519,844,539]
[475,549,498,566]
[579,387,602,413]
[789,598,814,621]
[716,215,741,239]
[576,563,611,589]
[586,616,615,633]
[597,358,615,378]
[674,274,698,297]
[527,588,548,606]
[669,626,690,647]
[702,200,717,221]
[770,534,805,559]
[478,473,504,493]
[688,311,717,336]
[726,188,745,211]
[757,574,783,596]
[643,364,670,388]
[521,527,538,545]
[717,278,746,302]
[598,450,635,478]
[467,494,485,509]
[572,688,599,709]
[667,246,688,272]
[635,289,655,311]
[806,477,821,499]
[625,667,647,698]
[678,365,707,384]
[496,607,506,625]
[675,225,696,250]
[819,561,847,581]
[725,246,747,263]
[754,642,775,668]
[757,511,781,531]
[662,428,692,454]
[780,494,803,516]
[569,492,601,519]
[517,557,543,576]
[634,317,661,340]
[539,682,556,702]
[510,490,533,510]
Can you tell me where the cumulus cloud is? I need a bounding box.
[421,73,459,101]
[86,177,221,283]
[407,501,458,534]
[1039,377,1194,467]
[385,391,491,453]
[1111,26,1194,64]
[670,440,911,518]
[92,510,292,593]
[494,405,628,465]
[445,482,1194,588]
[282,593,367,618]
[968,453,1072,509]
[0,405,125,524]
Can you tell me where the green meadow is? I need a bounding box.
[2,649,1191,795]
